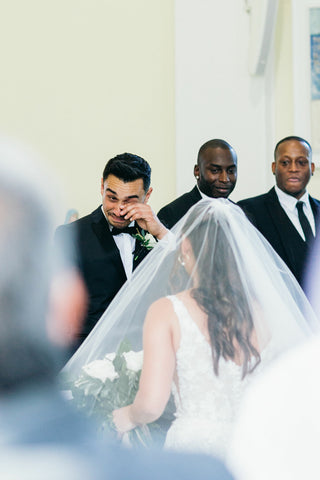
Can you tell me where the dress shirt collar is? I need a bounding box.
[274,185,311,212]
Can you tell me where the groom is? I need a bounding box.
[55,153,168,349]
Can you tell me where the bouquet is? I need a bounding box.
[67,339,165,447]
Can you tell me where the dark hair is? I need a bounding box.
[197,139,237,165]
[274,136,312,160]
[172,208,260,379]
[102,153,151,192]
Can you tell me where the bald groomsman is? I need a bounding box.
[158,139,238,229]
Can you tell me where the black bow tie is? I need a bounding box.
[111,225,137,236]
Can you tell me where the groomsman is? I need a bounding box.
[238,136,320,288]
[55,153,168,348]
[158,139,238,229]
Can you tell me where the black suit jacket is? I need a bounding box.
[238,187,320,287]
[158,186,202,229]
[55,207,150,341]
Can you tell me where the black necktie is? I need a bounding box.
[296,201,314,243]
[111,225,137,236]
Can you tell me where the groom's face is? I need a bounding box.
[101,174,147,228]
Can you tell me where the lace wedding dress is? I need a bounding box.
[164,295,273,460]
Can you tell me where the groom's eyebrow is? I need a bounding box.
[106,188,139,200]
[106,188,117,195]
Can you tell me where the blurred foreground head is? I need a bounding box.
[0,139,86,393]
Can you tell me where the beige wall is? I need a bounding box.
[0,1,175,221]
[274,0,294,139]
[1,1,318,219]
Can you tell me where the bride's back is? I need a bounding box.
[165,293,269,459]
[171,290,260,365]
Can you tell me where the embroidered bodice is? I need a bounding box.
[164,295,273,459]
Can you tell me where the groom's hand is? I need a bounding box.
[120,203,168,240]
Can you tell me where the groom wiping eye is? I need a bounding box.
[55,152,168,354]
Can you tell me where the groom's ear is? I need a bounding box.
[144,187,153,203]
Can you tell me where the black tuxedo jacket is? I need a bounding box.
[55,206,150,341]
[238,187,320,287]
[158,186,202,229]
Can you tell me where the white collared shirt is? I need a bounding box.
[101,206,135,280]
[274,185,315,240]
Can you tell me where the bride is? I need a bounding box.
[62,199,318,459]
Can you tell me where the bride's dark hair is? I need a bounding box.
[172,207,260,379]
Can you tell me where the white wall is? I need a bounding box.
[174,0,275,202]
[272,0,320,196]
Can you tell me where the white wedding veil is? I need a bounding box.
[62,199,319,433]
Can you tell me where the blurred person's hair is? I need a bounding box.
[0,140,69,392]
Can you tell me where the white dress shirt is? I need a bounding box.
[274,186,315,240]
[101,207,135,280]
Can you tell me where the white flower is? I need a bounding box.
[104,352,116,362]
[123,350,144,372]
[82,359,118,383]
[144,233,157,248]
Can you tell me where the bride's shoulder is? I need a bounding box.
[147,296,176,317]
[147,291,190,315]
[142,297,177,342]
[144,294,185,330]
[144,295,184,350]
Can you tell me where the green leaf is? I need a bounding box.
[113,354,125,374]
[116,339,132,355]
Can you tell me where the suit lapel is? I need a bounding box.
[265,188,293,239]
[310,196,320,233]
[91,209,150,275]
[132,226,150,270]
[91,207,127,278]
[265,188,307,271]
[190,185,202,203]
